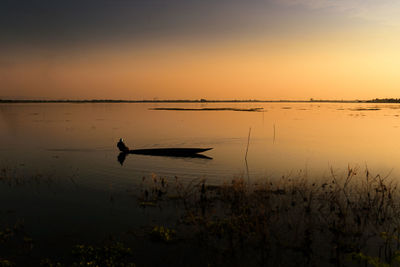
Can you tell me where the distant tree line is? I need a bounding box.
[367,98,400,103]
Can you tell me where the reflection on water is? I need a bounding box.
[1,102,400,248]
[117,151,212,165]
[2,102,400,183]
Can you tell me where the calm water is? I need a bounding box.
[1,102,400,241]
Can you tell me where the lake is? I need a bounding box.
[1,102,400,257]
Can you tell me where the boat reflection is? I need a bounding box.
[117,152,213,165]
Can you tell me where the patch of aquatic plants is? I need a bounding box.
[0,225,137,267]
[350,107,381,111]
[70,242,135,267]
[150,226,176,243]
[0,221,33,266]
[138,174,169,206]
[139,167,400,266]
[149,107,264,112]
[40,242,136,267]
[0,166,54,187]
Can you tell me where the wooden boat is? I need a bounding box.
[126,147,212,156]
[116,139,212,164]
[117,148,213,165]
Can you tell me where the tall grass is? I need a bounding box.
[140,167,400,266]
[2,166,400,266]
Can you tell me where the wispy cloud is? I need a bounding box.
[277,0,400,25]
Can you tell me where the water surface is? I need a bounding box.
[1,102,400,241]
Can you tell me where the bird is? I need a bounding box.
[117,138,130,152]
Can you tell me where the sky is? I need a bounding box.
[1,0,400,100]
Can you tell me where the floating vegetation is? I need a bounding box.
[350,108,381,111]
[0,259,13,267]
[41,243,136,267]
[149,107,264,112]
[0,221,33,266]
[39,243,136,267]
[69,243,135,267]
[150,226,176,242]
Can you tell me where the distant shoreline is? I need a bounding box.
[0,98,398,104]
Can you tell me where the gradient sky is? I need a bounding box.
[1,0,400,100]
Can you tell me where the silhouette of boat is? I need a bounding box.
[117,138,212,156]
[117,149,213,165]
[116,139,213,165]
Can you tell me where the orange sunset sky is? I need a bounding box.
[1,0,400,100]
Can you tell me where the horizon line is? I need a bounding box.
[0,98,398,103]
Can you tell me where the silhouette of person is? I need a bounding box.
[117,138,129,152]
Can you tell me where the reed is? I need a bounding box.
[0,166,54,187]
[3,166,400,266]
[139,167,400,266]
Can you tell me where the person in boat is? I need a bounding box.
[117,138,130,152]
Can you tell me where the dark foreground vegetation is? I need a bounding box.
[2,167,400,266]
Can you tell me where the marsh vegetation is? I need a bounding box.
[2,167,400,266]
[137,168,400,266]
